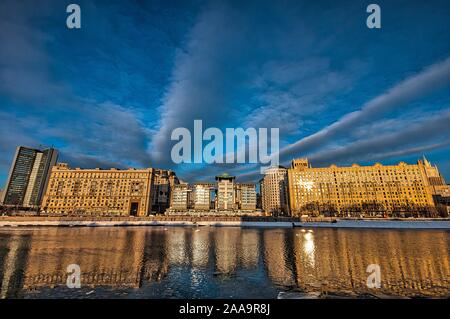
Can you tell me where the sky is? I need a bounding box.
[0,0,449,186]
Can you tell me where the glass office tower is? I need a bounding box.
[1,146,58,207]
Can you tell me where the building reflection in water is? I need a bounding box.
[0,227,448,298]
[239,230,259,269]
[263,229,296,287]
[0,233,31,298]
[291,229,450,296]
[214,228,239,274]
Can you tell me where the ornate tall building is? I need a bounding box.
[287,158,441,216]
[215,174,235,211]
[260,166,289,215]
[421,156,446,186]
[41,163,177,216]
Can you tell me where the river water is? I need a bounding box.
[0,226,448,298]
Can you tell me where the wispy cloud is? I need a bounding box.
[367,141,450,161]
[48,102,152,168]
[244,58,363,135]
[308,109,450,165]
[278,56,450,159]
[150,1,368,178]
[150,2,250,164]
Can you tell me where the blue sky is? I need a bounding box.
[0,0,449,186]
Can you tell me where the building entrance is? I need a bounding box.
[130,202,139,216]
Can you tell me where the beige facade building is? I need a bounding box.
[170,183,190,211]
[433,185,450,197]
[215,174,235,211]
[260,166,289,215]
[214,174,257,212]
[42,163,177,216]
[169,178,256,213]
[288,158,441,217]
[193,183,214,210]
[236,183,257,211]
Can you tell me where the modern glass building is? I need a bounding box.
[1,146,58,207]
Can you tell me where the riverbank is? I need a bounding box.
[1,216,449,229]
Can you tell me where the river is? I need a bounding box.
[0,226,448,298]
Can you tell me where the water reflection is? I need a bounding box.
[0,227,448,298]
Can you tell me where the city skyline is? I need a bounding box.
[2,143,447,217]
[1,145,447,189]
[1,0,450,187]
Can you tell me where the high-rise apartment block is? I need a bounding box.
[260,166,289,215]
[1,146,58,207]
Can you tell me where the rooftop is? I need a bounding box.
[215,173,235,180]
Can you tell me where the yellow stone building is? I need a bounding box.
[42,163,177,216]
[287,158,444,217]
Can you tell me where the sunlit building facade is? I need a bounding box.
[215,174,235,211]
[288,158,440,216]
[236,183,257,211]
[193,183,214,210]
[168,178,256,213]
[42,163,177,216]
[260,166,289,215]
[432,185,450,215]
[422,157,446,186]
[170,183,190,211]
